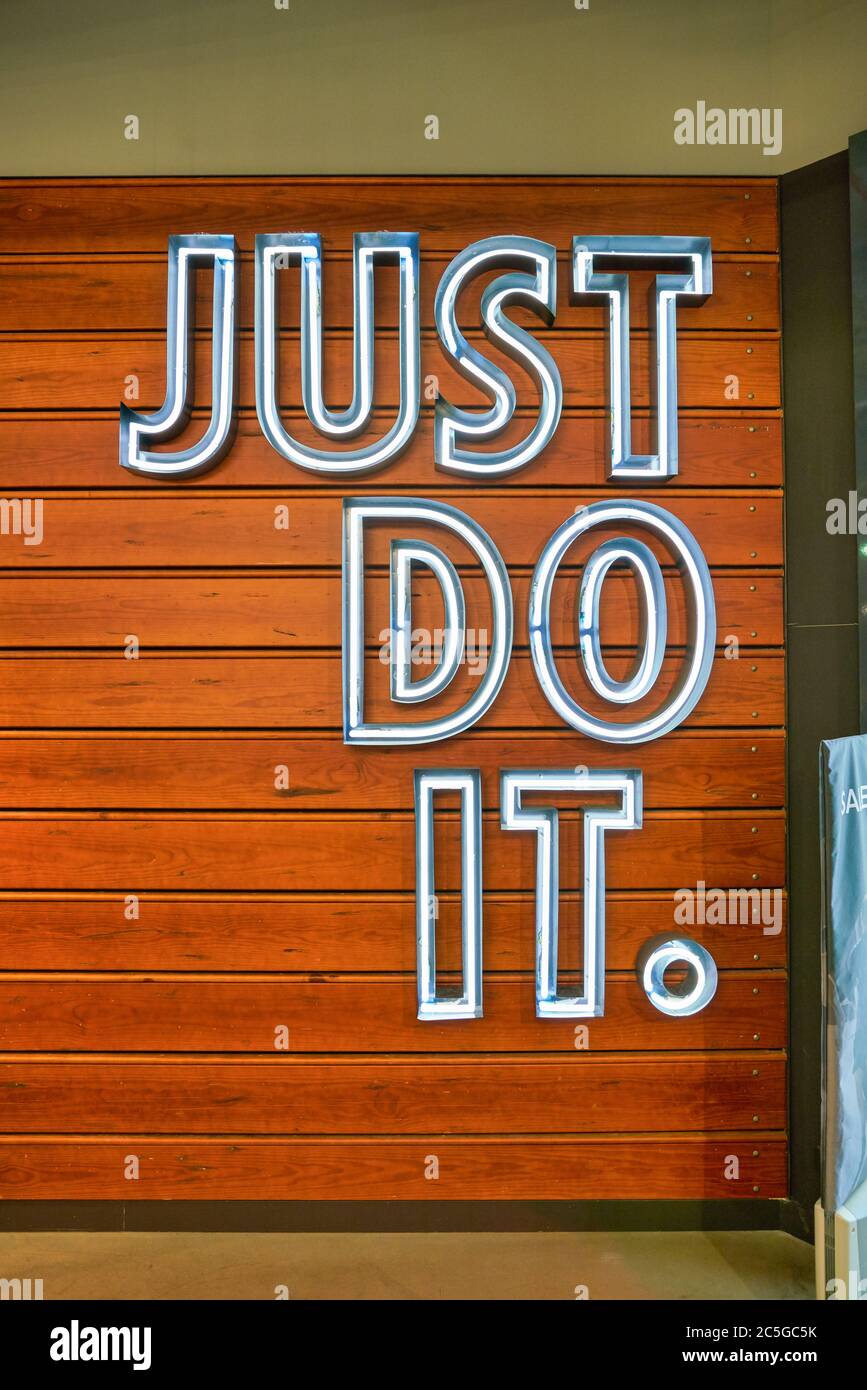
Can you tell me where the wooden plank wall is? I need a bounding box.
[0,177,785,1202]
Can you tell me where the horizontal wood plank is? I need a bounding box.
[0,972,784,1053]
[0,1134,788,1199]
[0,892,787,973]
[0,811,785,890]
[0,652,785,728]
[0,254,780,333]
[1,573,784,649]
[0,414,783,489]
[0,1053,787,1133]
[0,177,779,253]
[0,332,781,411]
[0,493,783,568]
[0,732,784,810]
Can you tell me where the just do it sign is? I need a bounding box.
[118,229,720,1023]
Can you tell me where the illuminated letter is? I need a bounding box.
[343,497,513,745]
[255,232,420,473]
[530,499,715,743]
[572,235,712,480]
[390,540,465,703]
[415,769,483,1020]
[578,537,667,703]
[120,234,237,478]
[637,936,718,1016]
[434,236,562,476]
[501,768,642,1018]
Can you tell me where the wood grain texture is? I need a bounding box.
[0,331,781,411]
[0,811,785,890]
[0,414,783,489]
[0,1053,786,1134]
[0,892,787,973]
[0,652,785,729]
[0,254,780,333]
[0,972,784,1053]
[0,1135,788,1200]
[0,175,787,1203]
[0,733,784,809]
[0,177,779,253]
[0,492,782,568]
[1,573,784,649]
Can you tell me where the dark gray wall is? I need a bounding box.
[781,151,859,1236]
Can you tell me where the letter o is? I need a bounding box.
[637,936,719,1017]
[578,536,667,704]
[529,499,716,743]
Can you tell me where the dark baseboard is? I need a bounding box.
[0,1198,812,1237]
[779,1197,814,1243]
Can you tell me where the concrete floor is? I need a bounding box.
[0,1230,814,1300]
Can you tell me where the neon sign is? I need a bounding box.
[119,231,720,1022]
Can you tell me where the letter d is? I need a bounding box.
[342,497,513,744]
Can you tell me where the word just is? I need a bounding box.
[118,231,712,481]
